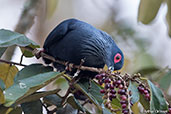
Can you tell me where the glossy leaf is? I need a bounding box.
[21,100,42,114]
[4,71,61,107]
[78,80,103,105]
[158,70,171,91]
[147,80,168,113]
[0,29,39,57]
[14,64,53,82]
[128,81,139,104]
[138,0,163,24]
[0,63,18,88]
[166,0,171,37]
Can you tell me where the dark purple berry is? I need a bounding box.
[119,84,124,89]
[145,93,150,100]
[105,83,110,89]
[122,104,127,109]
[100,89,105,94]
[110,84,114,89]
[143,90,148,94]
[116,80,122,84]
[122,109,129,114]
[120,100,127,104]
[120,95,127,101]
[109,94,116,101]
[95,74,102,80]
[98,80,103,85]
[110,89,116,94]
[104,78,110,83]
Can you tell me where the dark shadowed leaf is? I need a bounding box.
[67,95,85,113]
[9,107,22,114]
[0,47,7,58]
[43,94,62,108]
[21,100,42,114]
[147,80,168,114]
[0,63,18,88]
[128,81,139,104]
[56,104,78,114]
[0,105,12,114]
[138,0,163,24]
[4,71,61,107]
[14,64,53,82]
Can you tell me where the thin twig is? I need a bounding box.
[0,58,26,67]
[20,53,24,64]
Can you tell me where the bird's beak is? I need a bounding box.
[108,66,114,72]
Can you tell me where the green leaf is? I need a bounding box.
[166,0,171,37]
[4,71,61,107]
[14,64,53,82]
[0,47,7,58]
[138,0,163,24]
[21,100,42,114]
[128,81,139,104]
[158,70,171,91]
[0,29,38,47]
[0,63,19,88]
[147,80,168,114]
[0,29,40,57]
[16,89,60,105]
[43,94,62,108]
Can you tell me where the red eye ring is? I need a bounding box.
[114,53,122,63]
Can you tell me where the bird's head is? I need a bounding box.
[105,44,124,72]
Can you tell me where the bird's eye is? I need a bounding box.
[114,53,122,63]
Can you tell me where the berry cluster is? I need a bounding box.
[95,73,129,114]
[137,85,150,101]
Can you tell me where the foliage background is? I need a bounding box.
[0,0,170,113]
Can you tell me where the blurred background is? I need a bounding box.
[0,0,170,103]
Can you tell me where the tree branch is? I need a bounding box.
[22,46,104,73]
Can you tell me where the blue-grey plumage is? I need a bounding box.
[43,19,124,74]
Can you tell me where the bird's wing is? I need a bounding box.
[43,19,78,49]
